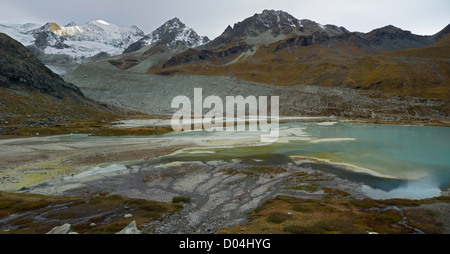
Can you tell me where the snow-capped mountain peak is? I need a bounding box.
[0,19,146,75]
[162,17,185,30]
[123,17,209,53]
[0,22,41,45]
[24,19,145,61]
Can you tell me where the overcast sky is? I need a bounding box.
[1,0,449,38]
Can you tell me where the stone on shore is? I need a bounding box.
[47,224,76,234]
[116,220,141,234]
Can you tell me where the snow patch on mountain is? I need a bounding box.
[52,25,83,36]
[174,27,209,48]
[0,23,40,45]
[0,20,145,63]
[43,40,124,58]
[95,19,110,26]
[47,20,144,49]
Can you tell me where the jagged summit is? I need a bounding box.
[123,17,209,53]
[255,9,301,26]
[366,25,415,37]
[162,17,185,29]
[206,9,347,48]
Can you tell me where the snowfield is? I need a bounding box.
[0,20,145,61]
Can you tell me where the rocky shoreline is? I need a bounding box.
[2,159,449,234]
[22,157,449,234]
[6,160,368,234]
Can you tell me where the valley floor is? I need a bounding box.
[0,117,449,234]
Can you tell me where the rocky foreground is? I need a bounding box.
[2,159,448,234]
[1,118,449,234]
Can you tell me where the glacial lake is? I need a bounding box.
[46,119,450,200]
[156,120,450,200]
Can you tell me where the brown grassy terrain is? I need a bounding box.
[0,86,120,136]
[148,34,450,100]
[0,87,118,119]
[0,107,173,137]
[91,126,173,137]
[0,191,182,234]
[217,195,450,234]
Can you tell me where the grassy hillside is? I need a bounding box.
[0,191,182,234]
[218,195,450,234]
[148,34,450,99]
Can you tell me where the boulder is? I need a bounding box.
[47,224,75,234]
[116,220,141,234]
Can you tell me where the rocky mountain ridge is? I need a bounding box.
[205,9,348,48]
[0,18,211,75]
[145,10,449,99]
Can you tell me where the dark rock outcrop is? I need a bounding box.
[0,32,82,98]
[0,32,120,122]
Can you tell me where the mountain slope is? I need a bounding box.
[0,33,119,123]
[124,17,209,54]
[85,11,345,73]
[102,18,210,72]
[147,19,449,99]
[361,25,433,52]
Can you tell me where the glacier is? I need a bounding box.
[0,19,145,63]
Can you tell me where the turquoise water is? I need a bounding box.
[305,123,450,179]
[57,121,450,199]
[304,122,450,199]
[162,121,450,199]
